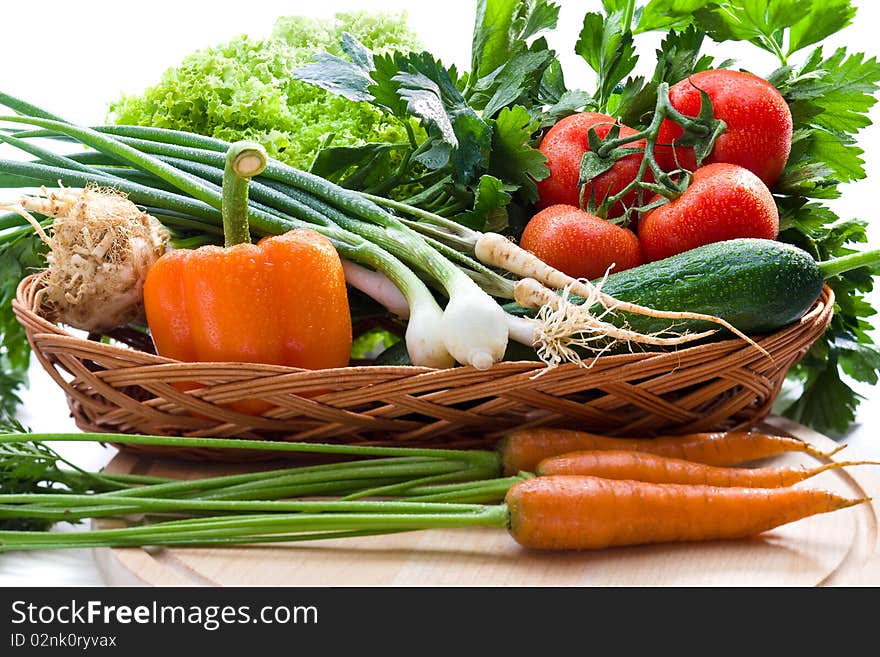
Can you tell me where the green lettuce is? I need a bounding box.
[108,12,421,169]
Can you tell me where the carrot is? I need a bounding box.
[535,450,876,487]
[505,475,868,550]
[499,428,843,475]
[2,473,866,553]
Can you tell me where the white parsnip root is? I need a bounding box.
[515,278,719,368]
[476,232,767,360]
[3,185,169,333]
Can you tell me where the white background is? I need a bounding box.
[1,0,880,585]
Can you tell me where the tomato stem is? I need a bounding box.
[586,82,726,222]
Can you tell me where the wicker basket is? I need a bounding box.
[13,272,834,459]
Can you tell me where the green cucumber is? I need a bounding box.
[602,239,825,334]
[507,239,880,336]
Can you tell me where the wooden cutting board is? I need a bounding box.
[94,416,880,586]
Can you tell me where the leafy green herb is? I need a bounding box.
[452,175,516,231]
[0,231,46,418]
[636,0,712,33]
[394,55,492,184]
[291,32,377,103]
[787,1,856,57]
[616,26,719,126]
[576,2,638,111]
[488,105,549,203]
[763,41,880,433]
[469,0,560,84]
[294,8,554,216]
[771,48,880,191]
[638,0,856,65]
[471,46,556,118]
[309,142,411,194]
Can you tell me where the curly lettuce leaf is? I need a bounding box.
[109,12,421,169]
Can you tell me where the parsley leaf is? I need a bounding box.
[0,231,46,417]
[694,0,802,46]
[451,175,515,232]
[394,55,492,184]
[636,0,713,33]
[471,46,555,118]
[772,48,880,136]
[535,59,593,127]
[783,355,861,435]
[309,141,411,192]
[617,26,717,127]
[469,0,560,83]
[787,0,856,56]
[576,6,638,112]
[771,48,880,190]
[639,1,856,64]
[488,105,549,203]
[289,32,376,103]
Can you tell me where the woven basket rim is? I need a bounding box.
[13,271,834,376]
[12,271,835,459]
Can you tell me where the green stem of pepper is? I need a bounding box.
[222,141,268,247]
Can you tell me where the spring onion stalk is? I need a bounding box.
[148,154,516,298]
[0,158,224,222]
[0,132,114,179]
[0,119,453,368]
[359,191,483,252]
[0,95,520,367]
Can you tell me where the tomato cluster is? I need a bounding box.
[521,69,791,278]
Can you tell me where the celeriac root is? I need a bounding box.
[3,184,169,332]
[476,232,767,357]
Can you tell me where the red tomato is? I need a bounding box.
[655,69,793,186]
[638,163,779,262]
[537,112,648,219]
[520,204,643,279]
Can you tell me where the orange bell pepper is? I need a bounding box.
[142,141,352,414]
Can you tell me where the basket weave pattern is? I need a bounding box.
[14,273,834,459]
